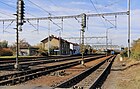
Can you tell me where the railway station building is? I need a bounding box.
[41,35,70,55]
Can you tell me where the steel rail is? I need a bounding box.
[0,55,97,70]
[0,55,105,86]
[88,56,116,89]
[56,55,113,88]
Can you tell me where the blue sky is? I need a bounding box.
[0,0,140,47]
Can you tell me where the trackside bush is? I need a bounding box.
[0,48,13,56]
[120,50,128,57]
[131,38,140,60]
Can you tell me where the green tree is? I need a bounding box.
[0,40,8,48]
[0,40,13,56]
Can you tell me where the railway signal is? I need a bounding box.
[17,0,25,26]
[15,0,25,70]
[81,13,86,65]
[81,13,86,29]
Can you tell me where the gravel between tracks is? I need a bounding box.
[19,56,110,87]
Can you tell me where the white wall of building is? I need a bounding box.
[73,45,80,55]
[70,43,80,55]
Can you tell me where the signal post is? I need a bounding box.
[14,0,25,69]
[81,13,86,65]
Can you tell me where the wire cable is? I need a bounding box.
[90,0,117,28]
[94,0,118,28]
[104,0,122,8]
[0,1,16,9]
[27,0,52,16]
[27,0,65,31]
[89,0,107,28]
[48,0,79,29]
[0,1,36,17]
[50,19,62,29]
[0,11,15,18]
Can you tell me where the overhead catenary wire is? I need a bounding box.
[0,0,63,34]
[0,1,16,9]
[3,20,14,33]
[93,0,118,28]
[50,19,62,29]
[94,0,98,4]
[27,20,39,31]
[27,0,64,31]
[0,12,127,22]
[0,0,36,35]
[93,0,122,9]
[48,0,81,30]
[0,10,15,18]
[75,17,81,24]
[90,0,117,28]
[89,0,107,28]
[0,0,36,18]
[102,16,116,28]
[104,0,122,8]
[27,0,52,16]
[0,0,127,36]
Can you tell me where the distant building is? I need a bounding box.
[70,43,80,55]
[41,35,70,55]
[20,47,39,56]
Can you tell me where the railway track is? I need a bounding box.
[0,55,77,64]
[0,55,98,70]
[56,55,116,89]
[0,54,96,64]
[0,55,103,64]
[0,55,105,86]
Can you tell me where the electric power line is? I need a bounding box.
[48,0,81,29]
[50,19,62,29]
[0,10,14,18]
[27,0,66,31]
[27,0,52,16]
[0,1,36,17]
[90,0,117,28]
[94,0,117,28]
[104,0,122,8]
[0,1,16,9]
[89,0,107,28]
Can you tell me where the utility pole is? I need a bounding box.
[59,18,63,55]
[106,27,113,56]
[106,29,108,56]
[127,0,131,58]
[59,29,61,55]
[14,0,25,69]
[80,30,81,45]
[48,14,51,56]
[61,18,63,34]
[81,13,86,65]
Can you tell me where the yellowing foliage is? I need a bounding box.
[131,38,140,60]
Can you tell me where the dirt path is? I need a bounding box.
[102,55,140,89]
